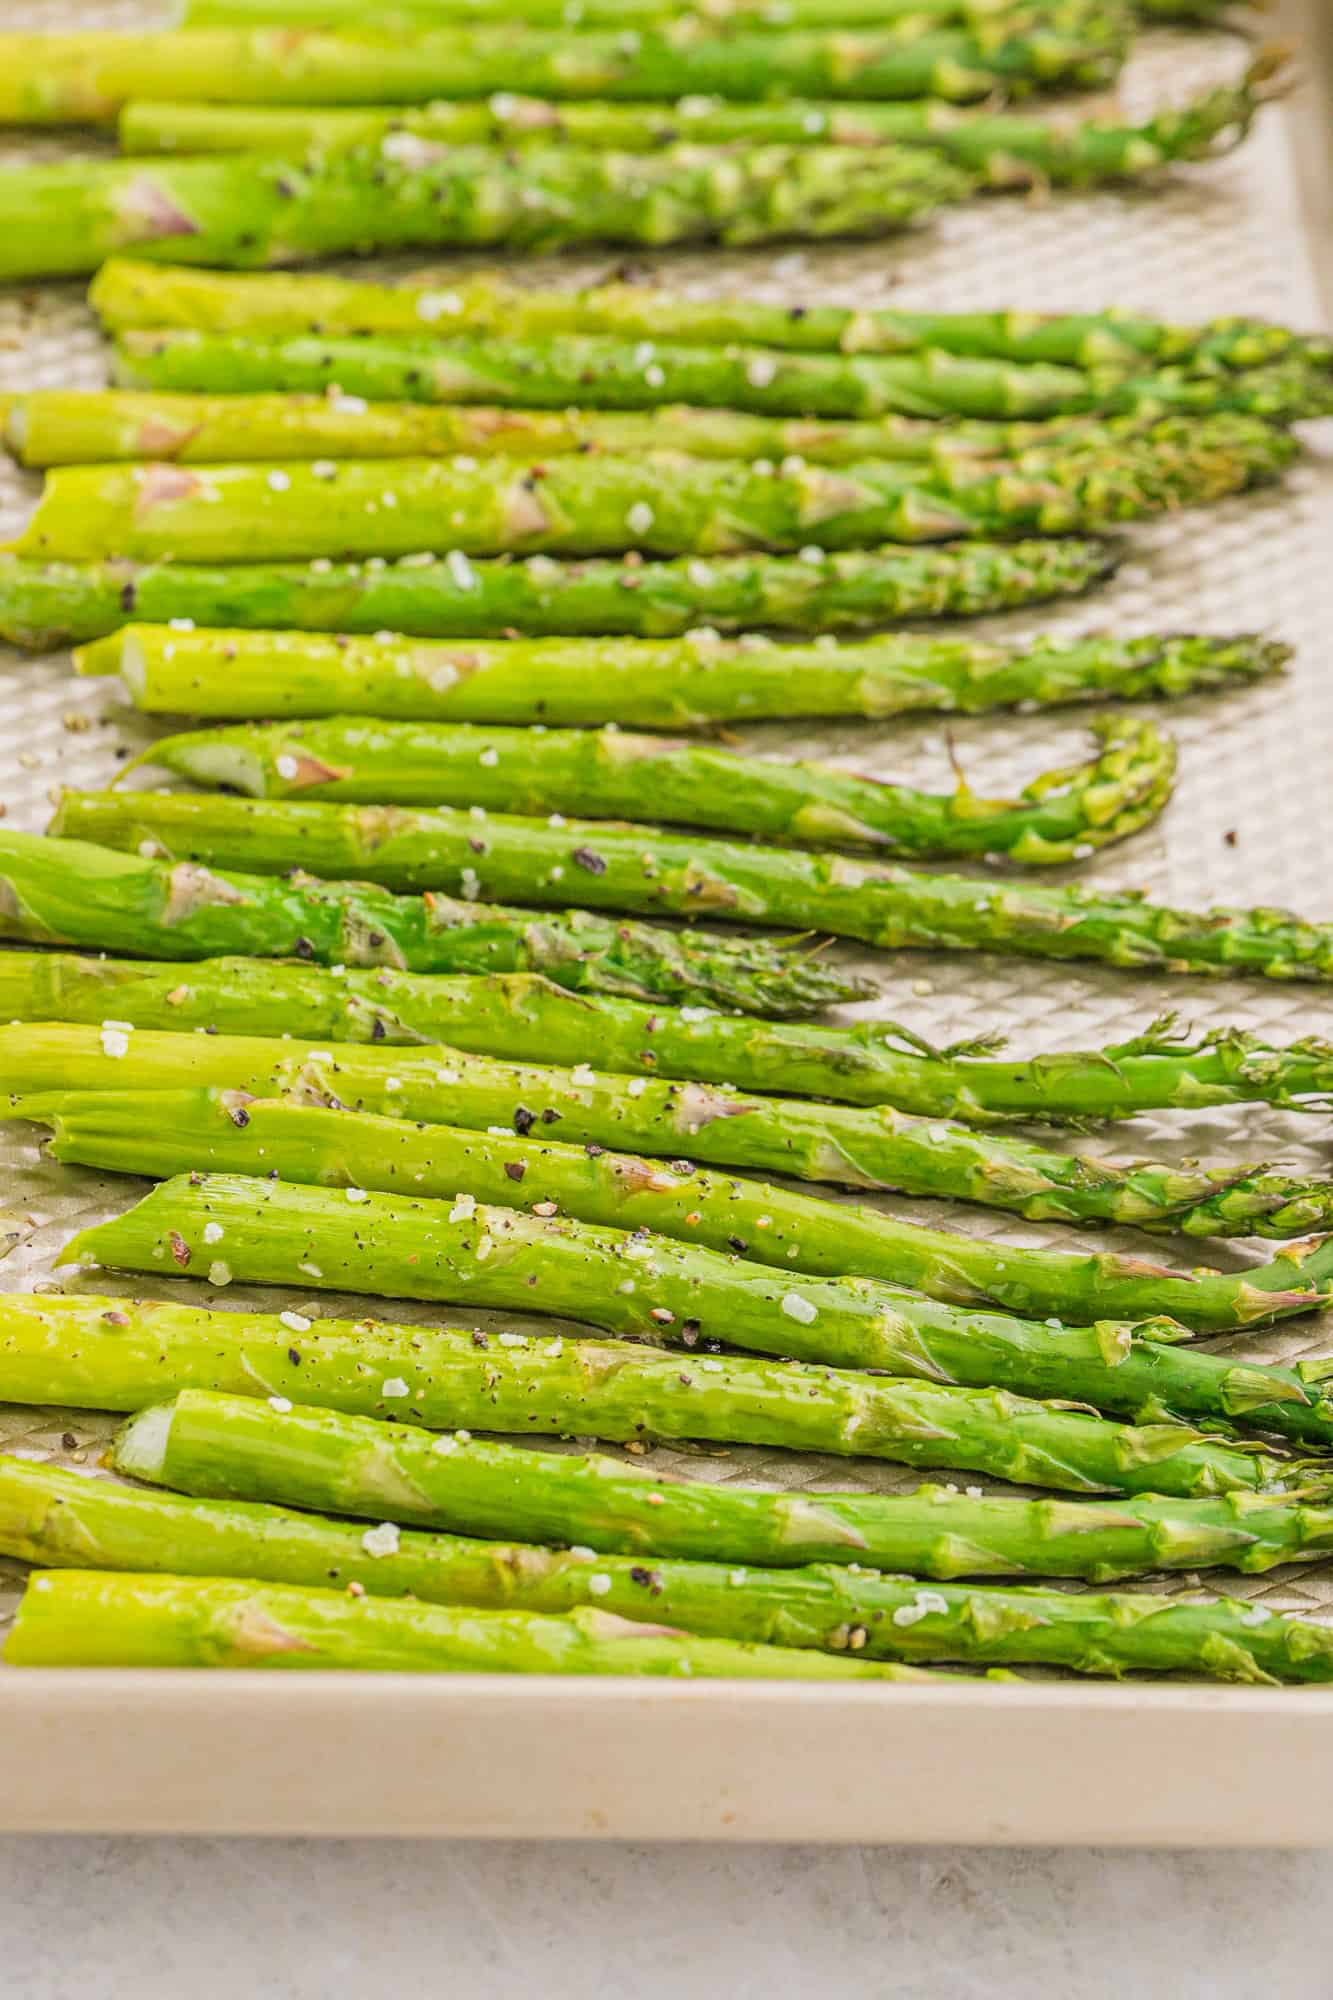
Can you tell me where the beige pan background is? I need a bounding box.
[0,0,1332,1871]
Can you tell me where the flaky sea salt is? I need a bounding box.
[361,1522,401,1558]
[780,1292,818,1325]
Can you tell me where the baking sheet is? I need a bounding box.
[1,0,1333,1840]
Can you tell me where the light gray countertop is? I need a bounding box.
[0,1838,1323,1997]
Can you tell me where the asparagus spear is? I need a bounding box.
[6,956,1331,1131]
[6,389,1151,471]
[12,1066,1333,1330]
[18,1022,1333,1239]
[178,0,1260,28]
[0,144,973,284]
[77,623,1288,729]
[12,424,1299,565]
[4,1453,1325,1682]
[8,1570,963,1679]
[0,829,864,1016]
[114,71,1271,193]
[114,328,1332,425]
[21,1118,1333,1443]
[179,0,1060,25]
[59,1179,1305,1499]
[0,539,1122,651]
[0,15,1130,126]
[43,1360,1333,1585]
[137,714,1177,867]
[56,786,1333,990]
[91,255,1333,377]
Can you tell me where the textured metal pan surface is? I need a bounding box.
[1,0,1332,1661]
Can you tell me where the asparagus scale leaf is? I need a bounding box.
[91,257,1333,378]
[55,1174,1317,1498]
[16,1138,1333,1445]
[6,956,1332,1128]
[0,829,865,1016]
[137,713,1178,867]
[0,539,1123,650]
[54,787,1333,988]
[12,423,1299,564]
[1,1453,1325,1682]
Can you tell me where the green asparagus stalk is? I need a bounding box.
[0,15,1130,126]
[6,389,1152,472]
[10,1057,1333,1330]
[12,425,1300,565]
[91,255,1333,377]
[178,0,1044,24]
[56,786,1333,990]
[0,144,973,284]
[0,539,1122,651]
[18,1021,1333,1239]
[177,0,1260,29]
[21,1109,1333,1443]
[6,956,1331,1132]
[136,714,1177,866]
[114,71,1272,193]
[76,622,1287,730]
[113,328,1333,425]
[3,1453,1325,1682]
[59,1180,1306,1499]
[10,1348,1330,1583]
[0,830,864,1016]
[8,1569,962,1679]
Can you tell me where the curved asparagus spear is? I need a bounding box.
[0,830,864,1016]
[7,1347,1329,1583]
[0,540,1122,651]
[5,390,1149,471]
[13,426,1299,565]
[59,1178,1303,1499]
[137,714,1177,867]
[3,1454,1324,1683]
[92,258,1332,378]
[113,72,1271,190]
[6,957,1332,1131]
[57,787,1333,990]
[17,1022,1333,1239]
[81,623,1281,730]
[13,1068,1333,1330]
[0,16,1129,126]
[0,144,971,285]
[8,1570,957,1680]
[114,329,1332,425]
[21,1111,1333,1444]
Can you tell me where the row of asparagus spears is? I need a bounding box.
[3,117,1332,1677]
[8,1228,1333,1677]
[0,12,1293,280]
